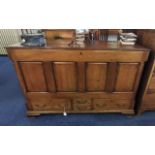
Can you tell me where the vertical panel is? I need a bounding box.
[20,62,47,92]
[134,62,144,91]
[43,62,56,92]
[105,62,118,92]
[53,62,77,92]
[115,63,139,92]
[14,62,27,94]
[77,62,86,92]
[86,63,107,91]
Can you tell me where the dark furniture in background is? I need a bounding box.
[89,29,120,41]
[136,30,155,113]
[43,29,75,44]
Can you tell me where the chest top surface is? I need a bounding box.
[7,40,149,51]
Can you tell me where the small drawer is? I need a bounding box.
[31,98,71,111]
[72,99,92,111]
[93,99,132,110]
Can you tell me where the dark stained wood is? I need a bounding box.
[43,62,56,92]
[115,63,139,92]
[77,62,86,92]
[135,30,155,113]
[148,75,155,90]
[97,29,120,41]
[133,62,144,92]
[53,62,77,92]
[141,91,155,111]
[20,62,47,92]
[105,62,118,92]
[86,63,107,91]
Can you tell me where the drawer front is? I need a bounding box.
[72,99,92,111]
[30,98,71,111]
[93,99,133,110]
[27,93,134,112]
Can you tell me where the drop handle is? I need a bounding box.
[63,104,67,116]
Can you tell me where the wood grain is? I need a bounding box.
[9,49,149,62]
[43,62,56,92]
[7,39,149,116]
[115,63,139,92]
[93,99,133,110]
[105,62,118,92]
[86,63,107,91]
[20,62,47,92]
[77,62,86,92]
[53,62,77,92]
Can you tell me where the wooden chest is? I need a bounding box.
[7,41,149,116]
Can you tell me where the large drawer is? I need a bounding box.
[72,99,133,112]
[27,93,134,112]
[28,95,71,111]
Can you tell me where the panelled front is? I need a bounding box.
[12,48,148,115]
[18,61,142,94]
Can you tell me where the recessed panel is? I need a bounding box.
[53,62,77,92]
[20,62,47,92]
[86,63,107,91]
[115,63,139,92]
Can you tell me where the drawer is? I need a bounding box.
[72,99,92,111]
[93,99,133,110]
[28,95,71,111]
